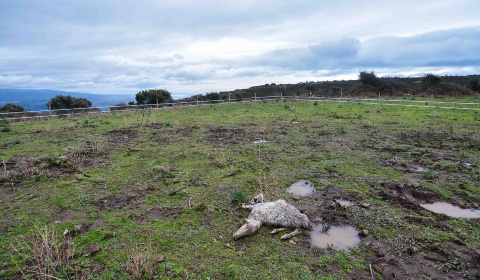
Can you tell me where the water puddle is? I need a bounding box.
[286,180,315,196]
[310,224,360,251]
[252,140,268,144]
[335,199,353,207]
[421,202,480,218]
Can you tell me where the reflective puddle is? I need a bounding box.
[421,202,480,218]
[310,224,360,251]
[335,199,353,207]
[286,180,315,196]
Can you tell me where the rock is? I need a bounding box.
[373,264,383,274]
[361,203,371,208]
[90,245,101,255]
[162,245,169,251]
[407,246,419,255]
[358,229,369,237]
[224,243,234,250]
[292,196,301,201]
[376,251,385,258]
[153,254,165,263]
[172,178,179,184]
[422,216,436,224]
[453,238,466,246]
[147,184,157,191]
[289,240,297,245]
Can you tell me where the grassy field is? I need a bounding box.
[1,99,479,279]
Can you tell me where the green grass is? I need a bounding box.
[1,99,479,279]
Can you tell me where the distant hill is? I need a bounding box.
[179,74,480,102]
[0,89,134,111]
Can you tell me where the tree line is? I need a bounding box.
[1,74,479,114]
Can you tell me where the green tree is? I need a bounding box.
[467,78,480,92]
[0,103,25,112]
[47,95,92,110]
[205,92,220,100]
[422,74,442,87]
[359,71,381,88]
[135,89,173,105]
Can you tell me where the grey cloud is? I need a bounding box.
[253,37,361,70]
[253,26,480,71]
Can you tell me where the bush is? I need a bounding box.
[467,78,480,92]
[47,95,92,110]
[0,103,25,112]
[135,89,173,105]
[422,74,442,88]
[359,71,381,88]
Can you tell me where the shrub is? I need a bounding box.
[422,74,442,88]
[359,71,381,88]
[0,103,25,112]
[135,89,173,105]
[467,78,480,92]
[47,95,92,110]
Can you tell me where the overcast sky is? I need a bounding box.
[1,0,479,98]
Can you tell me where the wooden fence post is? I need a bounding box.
[48,102,52,119]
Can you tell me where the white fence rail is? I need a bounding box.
[1,96,479,122]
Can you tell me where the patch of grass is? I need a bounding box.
[232,188,247,205]
[422,170,438,180]
[1,99,479,279]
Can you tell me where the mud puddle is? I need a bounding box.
[310,224,360,251]
[286,180,315,196]
[421,202,480,218]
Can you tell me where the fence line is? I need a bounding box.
[1,96,479,122]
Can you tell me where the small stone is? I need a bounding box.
[422,217,436,224]
[361,203,371,208]
[289,240,297,245]
[126,193,139,199]
[407,246,419,255]
[359,230,369,237]
[224,243,234,249]
[453,238,466,246]
[162,245,169,251]
[147,184,157,191]
[153,254,165,263]
[373,264,383,274]
[90,245,101,255]
[172,178,179,184]
[376,251,385,257]
[292,196,301,200]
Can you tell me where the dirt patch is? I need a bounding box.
[106,129,139,145]
[204,126,251,145]
[149,207,184,221]
[376,181,440,210]
[95,192,144,211]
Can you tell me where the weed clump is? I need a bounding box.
[1,119,12,132]
[232,189,247,205]
[13,227,75,279]
[422,170,438,180]
[336,127,347,134]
